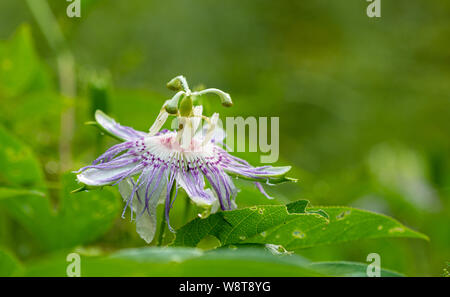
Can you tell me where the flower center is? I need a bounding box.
[140,132,216,162]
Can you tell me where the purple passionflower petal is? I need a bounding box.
[76,101,295,244]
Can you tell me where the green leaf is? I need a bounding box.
[0,173,121,251]
[172,200,428,249]
[25,246,323,276]
[0,92,63,159]
[51,174,122,249]
[0,248,23,276]
[0,24,52,97]
[0,125,46,190]
[172,199,325,247]
[308,261,404,277]
[0,187,54,241]
[0,126,122,250]
[286,199,309,213]
[0,188,46,200]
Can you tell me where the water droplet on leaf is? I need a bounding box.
[292,230,305,239]
[389,227,405,234]
[336,210,352,220]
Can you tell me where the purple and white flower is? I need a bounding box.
[75,76,295,243]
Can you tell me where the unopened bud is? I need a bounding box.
[167,77,183,91]
[179,96,193,117]
[166,75,189,92]
[194,88,233,107]
[164,91,185,114]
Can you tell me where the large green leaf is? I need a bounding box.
[0,188,45,200]
[0,248,23,276]
[51,174,122,249]
[0,24,52,98]
[172,200,428,249]
[0,92,63,159]
[0,25,58,165]
[0,125,46,190]
[0,174,121,251]
[23,246,408,277]
[0,126,122,250]
[0,187,54,245]
[25,246,323,276]
[308,261,404,277]
[171,200,319,247]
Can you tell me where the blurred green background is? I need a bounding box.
[0,0,449,276]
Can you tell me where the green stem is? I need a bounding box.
[157,209,167,247]
[157,185,176,246]
[26,0,76,172]
[183,195,191,222]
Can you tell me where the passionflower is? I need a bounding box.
[75,76,296,243]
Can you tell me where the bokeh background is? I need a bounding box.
[0,0,449,276]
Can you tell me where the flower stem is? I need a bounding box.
[157,184,176,246]
[157,209,166,247]
[183,195,191,222]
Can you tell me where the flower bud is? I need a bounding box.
[166,77,183,91]
[164,91,185,114]
[192,88,233,107]
[179,95,193,117]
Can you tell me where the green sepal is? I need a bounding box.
[71,184,104,194]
